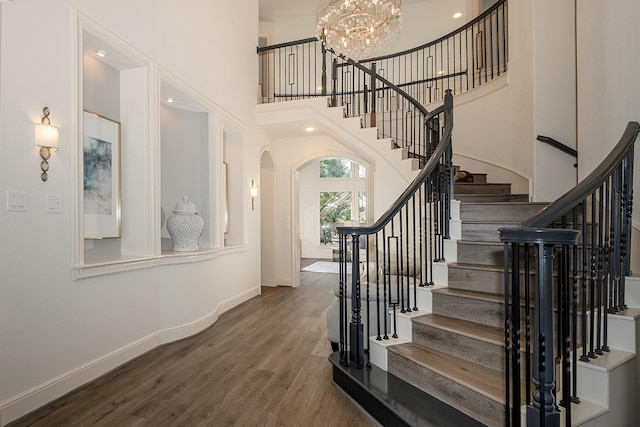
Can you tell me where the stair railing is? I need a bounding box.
[358,0,508,106]
[336,90,453,368]
[256,0,508,106]
[500,122,639,427]
[537,135,578,168]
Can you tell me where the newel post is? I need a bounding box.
[499,227,580,427]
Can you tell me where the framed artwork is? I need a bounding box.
[83,110,121,239]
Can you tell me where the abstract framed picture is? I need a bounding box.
[83,110,121,239]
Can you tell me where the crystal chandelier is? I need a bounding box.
[316,0,402,60]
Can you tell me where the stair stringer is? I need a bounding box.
[256,97,420,182]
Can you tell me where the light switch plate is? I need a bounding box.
[46,194,63,214]
[7,191,27,212]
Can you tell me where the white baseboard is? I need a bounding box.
[0,285,261,426]
[218,286,261,315]
[278,277,293,287]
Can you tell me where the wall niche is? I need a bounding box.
[160,74,219,252]
[81,27,153,263]
[75,15,243,277]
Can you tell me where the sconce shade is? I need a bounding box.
[34,123,59,150]
[250,186,258,199]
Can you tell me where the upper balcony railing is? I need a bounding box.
[257,0,508,106]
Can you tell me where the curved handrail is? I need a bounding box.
[524,122,639,227]
[337,93,452,236]
[358,0,507,63]
[256,37,318,53]
[501,121,638,427]
[330,51,429,117]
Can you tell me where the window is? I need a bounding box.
[316,157,367,246]
[319,191,352,245]
[320,158,365,178]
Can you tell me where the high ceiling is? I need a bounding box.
[259,0,429,22]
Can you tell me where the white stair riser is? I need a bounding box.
[369,336,410,371]
[625,276,640,307]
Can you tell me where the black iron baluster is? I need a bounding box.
[398,210,405,313]
[511,242,521,427]
[602,179,611,352]
[503,242,512,427]
[571,207,580,402]
[339,233,346,365]
[331,58,337,107]
[595,185,604,356]
[350,233,364,368]
[375,233,382,341]
[524,244,532,406]
[588,192,597,359]
[412,195,418,310]
[382,227,389,340]
[580,200,589,362]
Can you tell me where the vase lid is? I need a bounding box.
[173,195,198,214]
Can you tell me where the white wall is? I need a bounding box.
[0,0,265,424]
[576,0,640,239]
[452,0,535,192]
[532,0,577,202]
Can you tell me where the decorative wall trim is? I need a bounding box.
[73,245,248,280]
[0,285,259,426]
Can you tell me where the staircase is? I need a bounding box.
[386,178,545,426]
[357,173,640,426]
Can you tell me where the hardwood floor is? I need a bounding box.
[11,261,375,427]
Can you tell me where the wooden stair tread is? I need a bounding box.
[388,343,506,403]
[457,240,504,247]
[449,262,503,272]
[413,314,504,345]
[432,287,504,303]
[460,201,547,207]
[455,194,529,202]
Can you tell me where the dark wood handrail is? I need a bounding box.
[358,0,507,63]
[256,0,507,64]
[256,37,318,53]
[536,135,578,158]
[525,122,639,228]
[337,91,452,236]
[329,50,431,118]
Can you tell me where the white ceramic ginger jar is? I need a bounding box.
[166,195,204,251]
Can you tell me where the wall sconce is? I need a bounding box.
[34,107,59,182]
[250,179,258,210]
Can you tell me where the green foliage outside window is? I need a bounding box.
[320,191,351,245]
[320,158,352,178]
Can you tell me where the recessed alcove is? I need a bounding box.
[74,16,244,278]
[81,27,152,263]
[160,76,218,252]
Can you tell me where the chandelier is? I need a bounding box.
[316,0,402,60]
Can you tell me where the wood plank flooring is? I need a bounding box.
[10,260,375,427]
